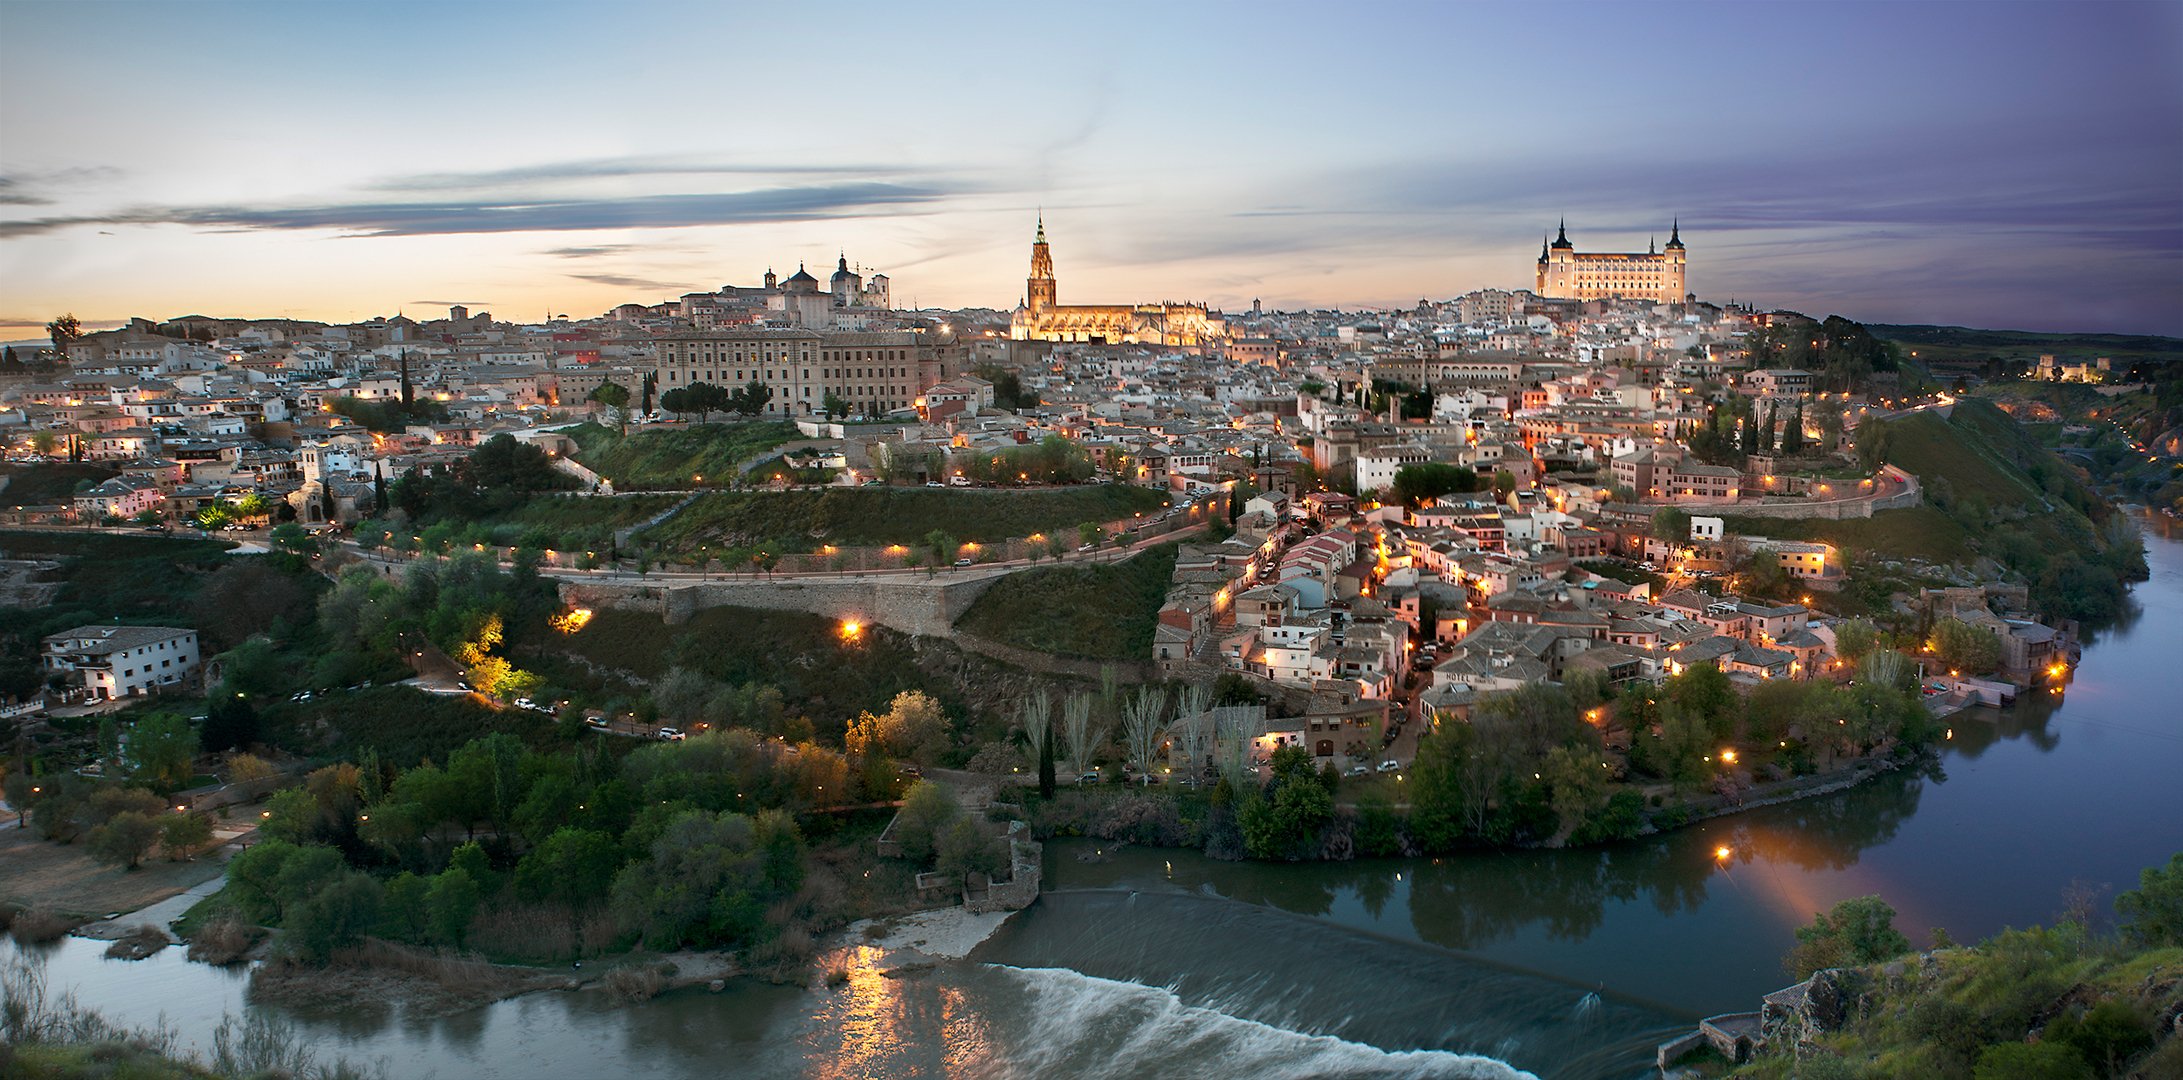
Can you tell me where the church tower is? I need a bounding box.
[1026,215,1056,314]
[1537,219,1578,298]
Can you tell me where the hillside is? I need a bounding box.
[1871,324,2183,370]
[637,484,1169,554]
[954,543,1179,660]
[1725,399,2144,622]
[567,420,799,488]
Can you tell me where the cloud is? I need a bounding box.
[543,244,639,258]
[0,181,961,239]
[407,299,493,308]
[569,273,690,292]
[373,157,929,192]
[0,167,123,206]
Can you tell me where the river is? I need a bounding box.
[9,515,2182,1079]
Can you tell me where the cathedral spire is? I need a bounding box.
[1035,211,1046,245]
[1666,218,1684,250]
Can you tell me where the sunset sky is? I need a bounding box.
[3,0,2179,337]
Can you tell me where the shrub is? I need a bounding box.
[1971,1041,2092,1080]
[601,965,667,1002]
[187,916,261,965]
[8,908,77,944]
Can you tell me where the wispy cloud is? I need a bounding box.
[0,167,123,206]
[543,244,639,259]
[0,182,960,239]
[407,299,493,308]
[568,273,689,292]
[374,157,928,192]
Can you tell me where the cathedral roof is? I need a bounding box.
[1550,219,1574,250]
[782,264,819,291]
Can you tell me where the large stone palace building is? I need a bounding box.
[1535,220,1687,303]
[649,329,949,418]
[1009,218,1228,349]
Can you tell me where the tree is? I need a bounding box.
[1834,618,1879,665]
[1491,469,1517,497]
[589,381,631,434]
[88,810,161,869]
[730,378,773,417]
[1077,521,1101,551]
[925,529,957,569]
[1785,895,1911,979]
[1388,463,1481,507]
[1060,692,1101,777]
[640,371,656,416]
[1651,507,1691,542]
[426,867,482,947]
[1238,746,1333,859]
[1120,686,1167,784]
[2116,852,2183,948]
[935,817,1008,881]
[128,714,200,790]
[890,781,960,868]
[844,690,950,765]
[515,827,623,911]
[1928,617,2002,675]
[287,871,384,963]
[822,392,850,420]
[46,313,84,357]
[160,812,214,860]
[1017,688,1056,798]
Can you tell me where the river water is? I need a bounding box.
[10,516,2182,1079]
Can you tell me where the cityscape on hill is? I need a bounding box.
[2,3,2180,1079]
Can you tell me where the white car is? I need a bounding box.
[656,727,686,741]
[1378,760,1400,773]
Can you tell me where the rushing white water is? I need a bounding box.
[987,964,1536,1080]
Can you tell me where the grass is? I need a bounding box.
[1720,505,1974,564]
[0,462,118,507]
[555,606,975,736]
[640,484,1170,554]
[954,544,1179,660]
[0,529,238,630]
[498,493,683,532]
[274,685,551,768]
[0,825,224,919]
[568,420,799,488]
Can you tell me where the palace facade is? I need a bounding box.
[1009,218,1227,349]
[1535,220,1687,303]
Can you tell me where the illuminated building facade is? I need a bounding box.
[1535,220,1687,303]
[1009,218,1228,349]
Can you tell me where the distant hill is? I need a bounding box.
[1870,324,2183,368]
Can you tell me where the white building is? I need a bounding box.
[42,625,201,700]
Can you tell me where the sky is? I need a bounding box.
[2,0,2180,338]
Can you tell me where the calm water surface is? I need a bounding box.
[12,516,2182,1079]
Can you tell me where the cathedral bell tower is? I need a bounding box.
[1026,214,1056,314]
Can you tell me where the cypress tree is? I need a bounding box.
[1037,719,1057,799]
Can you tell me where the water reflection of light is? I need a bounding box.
[807,945,906,1080]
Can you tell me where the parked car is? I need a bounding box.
[1378,760,1400,773]
[948,475,972,487]
[656,727,685,741]
[953,557,973,567]
[1348,765,1371,777]
[925,480,944,488]
[584,716,610,730]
